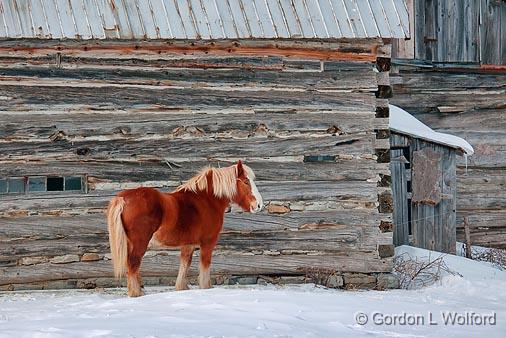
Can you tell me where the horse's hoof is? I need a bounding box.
[128,289,145,297]
[175,284,189,291]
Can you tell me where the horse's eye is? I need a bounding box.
[245,180,250,186]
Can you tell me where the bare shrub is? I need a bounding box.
[471,247,506,270]
[302,267,341,288]
[393,252,461,289]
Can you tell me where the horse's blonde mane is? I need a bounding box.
[175,164,254,198]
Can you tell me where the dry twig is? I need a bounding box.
[393,252,461,289]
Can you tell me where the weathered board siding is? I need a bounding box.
[391,133,457,254]
[391,65,506,249]
[393,0,506,65]
[0,40,393,290]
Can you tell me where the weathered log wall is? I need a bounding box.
[0,40,393,290]
[391,65,506,249]
[392,0,506,65]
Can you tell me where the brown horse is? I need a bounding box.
[106,161,263,297]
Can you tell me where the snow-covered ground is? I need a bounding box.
[1,246,505,338]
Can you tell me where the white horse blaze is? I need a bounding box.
[248,175,263,212]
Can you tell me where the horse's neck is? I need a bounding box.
[171,189,231,214]
[199,191,231,214]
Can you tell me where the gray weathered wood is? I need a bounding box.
[391,149,409,246]
[392,66,506,249]
[0,39,393,289]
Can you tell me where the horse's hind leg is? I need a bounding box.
[127,241,149,297]
[175,245,194,291]
[199,242,216,289]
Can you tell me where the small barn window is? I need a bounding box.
[0,175,86,194]
[47,177,64,191]
[8,178,25,193]
[64,176,82,191]
[28,177,46,192]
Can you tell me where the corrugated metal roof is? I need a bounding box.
[0,0,410,40]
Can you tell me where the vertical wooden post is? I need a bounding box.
[464,216,472,259]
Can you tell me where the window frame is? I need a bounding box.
[0,175,87,195]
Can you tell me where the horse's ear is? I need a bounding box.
[236,160,244,177]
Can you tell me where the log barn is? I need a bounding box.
[390,0,506,249]
[0,0,409,290]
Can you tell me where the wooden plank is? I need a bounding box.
[0,179,379,211]
[425,0,438,61]
[457,210,506,249]
[413,0,423,59]
[410,139,421,248]
[0,83,376,111]
[0,38,380,62]
[0,252,393,286]
[0,210,387,239]
[0,110,382,142]
[390,133,410,148]
[411,147,442,205]
[0,227,371,261]
[0,133,376,162]
[480,0,503,65]
[0,54,286,70]
[446,148,457,253]
[0,159,389,184]
[391,149,409,246]
[0,64,377,91]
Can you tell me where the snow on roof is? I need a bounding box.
[389,105,474,156]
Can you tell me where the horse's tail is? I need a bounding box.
[107,196,127,279]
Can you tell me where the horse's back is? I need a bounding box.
[116,187,165,235]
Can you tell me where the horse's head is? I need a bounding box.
[233,160,263,213]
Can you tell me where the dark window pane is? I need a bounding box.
[65,176,82,191]
[28,177,46,192]
[0,179,6,193]
[8,178,25,193]
[47,177,64,191]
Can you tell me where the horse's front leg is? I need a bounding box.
[199,242,216,289]
[175,245,194,291]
